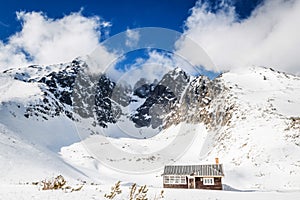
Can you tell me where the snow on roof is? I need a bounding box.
[163,164,224,177]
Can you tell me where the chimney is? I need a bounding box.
[215,157,219,165]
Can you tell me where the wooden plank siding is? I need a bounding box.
[163,183,188,189]
[195,177,222,190]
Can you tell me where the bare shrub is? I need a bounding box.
[41,175,66,190]
[129,183,149,200]
[104,181,165,200]
[104,181,122,199]
[38,175,83,192]
[129,183,137,200]
[154,190,165,200]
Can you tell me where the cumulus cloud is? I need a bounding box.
[111,49,203,87]
[178,0,300,74]
[86,45,120,75]
[108,51,175,86]
[125,29,140,47]
[175,34,217,72]
[0,11,112,70]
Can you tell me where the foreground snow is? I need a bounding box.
[0,184,299,200]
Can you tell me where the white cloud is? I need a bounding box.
[0,11,112,70]
[178,0,300,75]
[86,45,120,75]
[112,51,174,86]
[113,50,200,86]
[125,29,140,47]
[175,34,217,72]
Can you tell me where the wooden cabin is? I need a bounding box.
[162,163,224,190]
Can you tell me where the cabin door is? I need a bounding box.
[188,178,195,189]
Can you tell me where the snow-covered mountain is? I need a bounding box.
[0,58,299,192]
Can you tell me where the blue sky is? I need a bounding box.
[0,0,263,41]
[0,0,197,41]
[0,0,299,76]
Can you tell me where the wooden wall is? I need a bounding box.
[163,177,222,190]
[163,183,188,189]
[195,177,222,190]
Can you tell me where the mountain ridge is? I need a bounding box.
[0,59,299,190]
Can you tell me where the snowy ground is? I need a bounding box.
[0,184,300,200]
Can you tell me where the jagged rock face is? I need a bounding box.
[131,68,190,129]
[2,60,233,132]
[8,60,82,120]
[133,78,156,98]
[163,74,235,130]
[94,75,120,128]
[131,84,176,128]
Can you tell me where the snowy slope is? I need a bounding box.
[198,67,300,190]
[0,75,90,185]
[58,66,300,190]
[0,123,88,184]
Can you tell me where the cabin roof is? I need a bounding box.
[163,164,224,177]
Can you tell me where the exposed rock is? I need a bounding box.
[3,60,235,132]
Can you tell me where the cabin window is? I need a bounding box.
[180,176,186,184]
[164,176,186,184]
[170,176,174,183]
[203,178,214,185]
[164,176,170,183]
